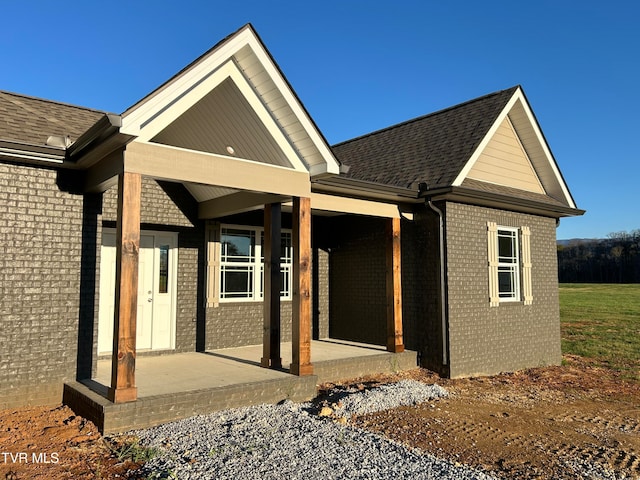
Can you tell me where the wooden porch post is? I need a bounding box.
[386,217,405,353]
[108,172,141,403]
[291,197,313,376]
[261,203,282,369]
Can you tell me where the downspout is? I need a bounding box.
[426,197,449,367]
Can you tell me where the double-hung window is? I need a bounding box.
[497,227,520,301]
[487,222,532,306]
[219,226,292,302]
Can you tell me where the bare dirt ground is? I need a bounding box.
[1,355,638,479]
[345,355,640,479]
[0,405,140,479]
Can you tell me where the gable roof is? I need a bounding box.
[120,23,340,179]
[332,87,518,190]
[0,91,105,147]
[331,86,581,213]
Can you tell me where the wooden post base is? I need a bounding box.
[261,357,283,369]
[290,363,314,376]
[107,386,138,403]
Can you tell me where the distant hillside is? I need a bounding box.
[557,238,599,246]
[557,230,640,283]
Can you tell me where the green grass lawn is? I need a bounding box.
[560,283,640,381]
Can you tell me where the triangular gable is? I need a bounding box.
[467,116,544,194]
[120,24,340,178]
[453,87,577,209]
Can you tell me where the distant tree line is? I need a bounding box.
[557,230,640,283]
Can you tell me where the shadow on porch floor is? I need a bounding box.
[64,340,416,434]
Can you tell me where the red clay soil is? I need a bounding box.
[1,355,639,479]
[0,405,141,479]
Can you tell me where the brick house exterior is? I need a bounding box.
[0,24,583,411]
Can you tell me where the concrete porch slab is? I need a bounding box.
[64,340,417,433]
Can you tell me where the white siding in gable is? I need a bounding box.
[468,117,545,194]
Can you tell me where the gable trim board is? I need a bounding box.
[121,24,340,179]
[452,87,577,209]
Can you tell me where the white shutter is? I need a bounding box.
[487,221,500,307]
[521,226,533,305]
[206,221,221,308]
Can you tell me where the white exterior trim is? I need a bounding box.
[454,88,577,209]
[121,26,340,179]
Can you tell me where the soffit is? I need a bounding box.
[183,183,238,202]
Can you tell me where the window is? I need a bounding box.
[219,226,292,301]
[487,222,532,306]
[158,244,170,294]
[497,228,520,301]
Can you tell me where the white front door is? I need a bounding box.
[97,230,178,355]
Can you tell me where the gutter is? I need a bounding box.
[0,139,66,164]
[424,185,585,218]
[423,187,449,368]
[66,114,129,165]
[312,176,421,203]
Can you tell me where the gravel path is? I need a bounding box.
[130,381,498,480]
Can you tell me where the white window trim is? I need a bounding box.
[497,226,521,302]
[218,224,293,303]
[488,222,532,306]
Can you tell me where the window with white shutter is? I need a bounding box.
[488,223,531,306]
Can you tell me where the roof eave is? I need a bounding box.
[0,138,66,165]
[312,176,421,203]
[67,114,134,167]
[423,186,586,218]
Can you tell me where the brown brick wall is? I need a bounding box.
[444,202,561,377]
[328,216,387,346]
[0,162,85,408]
[205,302,293,349]
[205,215,330,350]
[402,205,449,375]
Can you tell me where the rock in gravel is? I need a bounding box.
[317,380,449,419]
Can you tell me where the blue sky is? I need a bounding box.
[1,1,638,240]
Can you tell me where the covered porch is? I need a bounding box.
[64,25,413,432]
[64,340,416,434]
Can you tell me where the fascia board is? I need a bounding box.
[122,26,338,175]
[425,186,585,218]
[0,139,65,164]
[243,33,341,176]
[511,91,577,209]
[122,27,256,123]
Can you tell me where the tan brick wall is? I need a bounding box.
[444,202,561,377]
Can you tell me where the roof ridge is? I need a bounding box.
[0,90,108,115]
[332,85,520,148]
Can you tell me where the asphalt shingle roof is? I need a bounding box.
[0,91,105,147]
[332,86,518,190]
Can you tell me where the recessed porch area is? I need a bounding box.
[64,340,417,434]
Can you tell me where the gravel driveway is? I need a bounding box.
[131,381,497,479]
